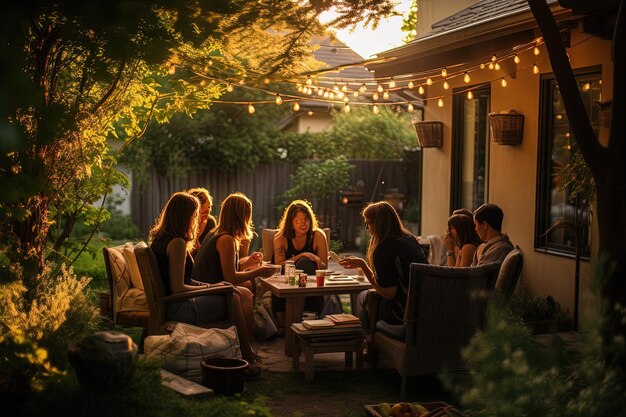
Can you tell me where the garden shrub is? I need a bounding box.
[0,263,100,368]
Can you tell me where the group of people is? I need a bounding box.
[148,186,513,373]
[148,190,332,377]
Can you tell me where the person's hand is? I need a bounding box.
[302,252,321,265]
[339,256,364,270]
[443,231,454,251]
[257,265,277,278]
[249,251,263,265]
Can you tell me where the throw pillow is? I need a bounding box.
[123,241,147,290]
[143,323,241,383]
[107,247,131,311]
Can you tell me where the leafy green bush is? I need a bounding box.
[0,263,100,368]
[455,264,626,417]
[508,294,569,323]
[99,209,139,241]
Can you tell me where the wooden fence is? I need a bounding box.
[132,155,421,248]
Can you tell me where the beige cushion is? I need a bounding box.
[262,228,277,262]
[119,287,148,312]
[107,246,131,312]
[143,323,241,383]
[124,241,147,290]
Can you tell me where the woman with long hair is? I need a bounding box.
[272,199,328,325]
[192,192,275,363]
[443,213,483,267]
[186,187,217,255]
[339,201,428,334]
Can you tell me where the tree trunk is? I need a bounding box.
[527,0,626,375]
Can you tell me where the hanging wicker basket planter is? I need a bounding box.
[413,121,443,148]
[488,111,524,145]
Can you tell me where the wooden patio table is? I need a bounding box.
[258,275,372,356]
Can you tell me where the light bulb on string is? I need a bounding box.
[514,54,521,64]
[306,76,313,86]
[353,91,359,97]
[501,78,508,87]
[329,92,335,99]
[463,72,471,83]
[441,67,447,78]
[533,63,539,74]
[343,96,349,102]
[263,78,270,84]
[408,80,414,89]
[200,79,206,87]
[293,101,300,111]
[307,87,313,95]
[275,94,282,105]
[297,85,303,93]
[323,91,329,98]
[443,79,449,90]
[307,110,313,116]
[332,83,339,91]
[426,77,433,86]
[317,89,324,96]
[344,103,350,113]
[488,62,495,70]
[480,63,486,70]
[168,64,176,75]
[248,103,255,114]
[372,92,379,101]
[467,90,473,100]
[534,46,540,55]
[407,102,414,112]
[341,84,348,92]
[359,83,367,93]
[491,54,497,62]
[372,105,380,114]
[418,85,425,95]
[336,91,344,99]
[383,91,389,100]
[226,84,234,92]
[377,84,384,93]
[238,79,245,85]
[389,78,396,88]
[495,62,501,70]
[208,60,213,66]
[437,97,444,107]
[203,65,209,73]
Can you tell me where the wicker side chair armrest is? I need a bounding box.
[161,284,234,302]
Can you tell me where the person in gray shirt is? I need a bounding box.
[471,203,514,266]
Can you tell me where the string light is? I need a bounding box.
[491,54,497,62]
[226,84,234,92]
[372,105,380,114]
[383,91,389,100]
[463,72,471,83]
[248,103,255,114]
[426,77,433,86]
[533,63,539,74]
[343,96,349,102]
[341,84,348,92]
[208,60,213,66]
[168,64,176,75]
[501,78,508,87]
[359,83,367,93]
[534,46,540,55]
[437,97,444,107]
[332,83,339,91]
[418,85,425,95]
[408,80,414,89]
[275,94,282,105]
[353,91,359,97]
[200,79,206,86]
[344,103,350,113]
[389,78,396,88]
[488,62,495,70]
[407,102,414,112]
[293,101,300,111]
[495,62,501,70]
[238,79,245,85]
[514,54,521,64]
[263,77,270,84]
[372,92,379,101]
[467,90,473,100]
[443,79,450,90]
[306,76,313,86]
[307,110,313,116]
[377,84,384,93]
[480,63,485,70]
[323,90,329,98]
[441,67,448,77]
[317,89,324,96]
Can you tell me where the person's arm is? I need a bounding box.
[166,238,210,293]
[312,229,328,269]
[217,234,275,286]
[273,234,288,266]
[458,244,476,267]
[444,231,456,266]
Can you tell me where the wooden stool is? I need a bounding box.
[291,323,364,381]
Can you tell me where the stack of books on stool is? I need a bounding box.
[301,313,361,330]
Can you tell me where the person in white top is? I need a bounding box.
[471,203,514,266]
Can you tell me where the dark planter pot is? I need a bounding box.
[526,319,573,334]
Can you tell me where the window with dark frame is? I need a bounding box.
[534,67,601,258]
[451,85,490,213]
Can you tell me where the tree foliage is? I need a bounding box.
[0,0,398,285]
[401,0,418,43]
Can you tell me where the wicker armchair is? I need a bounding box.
[134,246,235,336]
[495,247,523,297]
[370,262,500,399]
